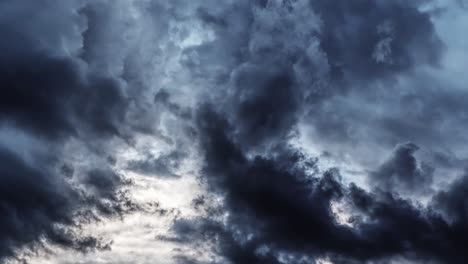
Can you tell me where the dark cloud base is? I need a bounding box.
[0,0,138,260]
[168,1,468,263]
[170,106,468,264]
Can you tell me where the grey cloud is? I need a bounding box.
[166,0,468,262]
[0,0,145,260]
[312,0,443,82]
[83,169,129,199]
[0,0,86,57]
[0,32,127,140]
[187,106,468,262]
[370,142,434,195]
[127,150,187,178]
[2,0,467,263]
[0,145,104,259]
[432,172,468,224]
[155,89,193,120]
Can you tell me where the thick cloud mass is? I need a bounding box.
[312,0,442,81]
[2,0,468,263]
[184,106,468,264]
[0,0,136,260]
[371,142,434,195]
[0,52,126,139]
[166,1,468,263]
[433,173,468,224]
[0,146,76,257]
[0,144,127,259]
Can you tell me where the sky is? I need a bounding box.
[1,0,468,263]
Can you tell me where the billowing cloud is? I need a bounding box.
[0,146,81,258]
[0,0,139,260]
[2,0,468,263]
[177,105,467,263]
[312,0,443,81]
[370,142,434,195]
[0,53,127,139]
[164,1,468,263]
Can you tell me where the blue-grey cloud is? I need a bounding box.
[2,0,468,263]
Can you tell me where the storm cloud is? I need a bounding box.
[0,0,139,260]
[167,1,468,263]
[174,105,468,264]
[370,142,434,195]
[2,0,468,263]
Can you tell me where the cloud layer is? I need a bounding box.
[2,0,468,263]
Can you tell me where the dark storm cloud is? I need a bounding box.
[0,146,109,259]
[58,159,136,218]
[162,0,468,263]
[83,169,128,199]
[370,142,434,194]
[170,218,281,264]
[190,107,347,261]
[191,0,443,91]
[343,184,457,264]
[164,2,467,260]
[432,173,468,224]
[0,56,127,140]
[297,0,451,156]
[1,0,466,263]
[173,105,468,263]
[0,7,127,120]
[0,0,138,260]
[0,40,127,140]
[369,80,468,148]
[302,72,468,162]
[185,0,324,147]
[312,0,443,82]
[183,0,445,152]
[81,168,138,217]
[231,68,301,146]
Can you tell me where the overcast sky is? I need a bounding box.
[1,0,468,263]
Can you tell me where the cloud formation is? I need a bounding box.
[165,1,468,263]
[370,142,434,195]
[180,105,467,264]
[2,0,468,263]
[0,0,139,260]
